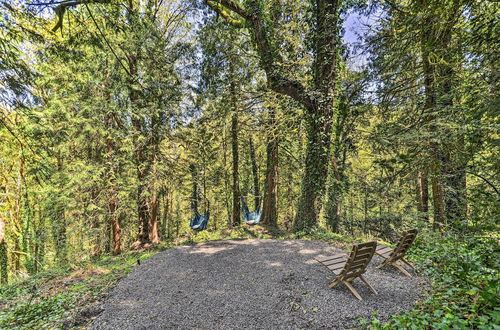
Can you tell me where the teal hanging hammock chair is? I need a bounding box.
[189,200,209,231]
[241,195,261,225]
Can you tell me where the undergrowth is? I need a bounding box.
[365,231,499,329]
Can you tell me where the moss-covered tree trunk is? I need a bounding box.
[294,111,334,230]
[294,0,339,231]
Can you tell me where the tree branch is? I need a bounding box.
[205,0,315,111]
[50,0,111,31]
[206,1,245,28]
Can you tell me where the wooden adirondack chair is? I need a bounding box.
[315,241,378,300]
[375,229,418,278]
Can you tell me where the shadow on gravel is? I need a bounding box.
[90,239,426,330]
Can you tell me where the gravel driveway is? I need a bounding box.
[90,239,426,329]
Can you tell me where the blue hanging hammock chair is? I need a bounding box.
[241,195,261,225]
[189,200,210,231]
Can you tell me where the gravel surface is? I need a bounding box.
[91,239,426,329]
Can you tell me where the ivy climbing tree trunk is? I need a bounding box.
[294,0,339,231]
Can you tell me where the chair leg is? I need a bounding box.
[359,275,378,295]
[329,278,341,289]
[394,262,412,278]
[343,281,363,301]
[375,260,388,269]
[401,258,415,269]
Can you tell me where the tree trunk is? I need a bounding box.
[149,153,160,243]
[0,214,7,284]
[162,190,170,239]
[104,113,121,255]
[419,0,463,230]
[294,0,339,231]
[248,137,260,209]
[261,108,278,226]
[150,190,160,243]
[325,153,342,232]
[128,51,151,246]
[229,58,241,227]
[421,20,445,230]
[109,181,121,254]
[54,152,67,263]
[231,108,240,227]
[149,111,161,243]
[417,171,429,221]
[445,163,467,227]
[439,61,466,228]
[294,110,334,231]
[190,164,198,212]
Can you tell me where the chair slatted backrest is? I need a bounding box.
[387,229,418,263]
[339,241,377,282]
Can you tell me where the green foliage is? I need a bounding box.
[368,232,500,329]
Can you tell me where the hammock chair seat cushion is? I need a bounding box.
[244,211,261,224]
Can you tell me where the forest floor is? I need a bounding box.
[90,239,425,329]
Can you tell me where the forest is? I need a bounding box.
[0,0,498,328]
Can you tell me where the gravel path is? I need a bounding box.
[91,239,426,329]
